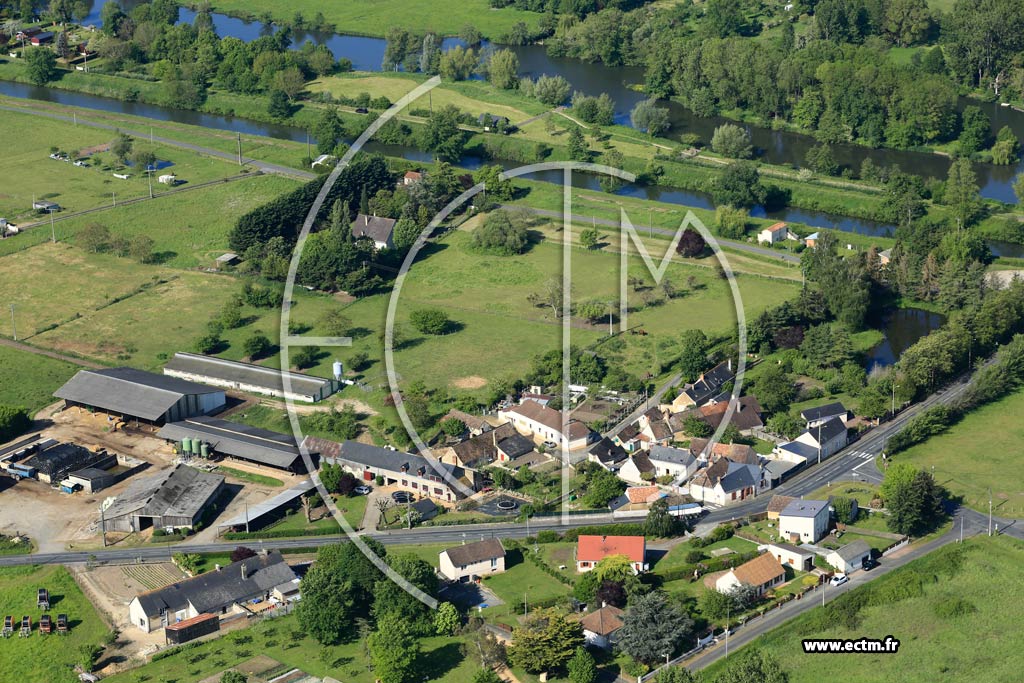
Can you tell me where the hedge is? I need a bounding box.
[223,526,341,540]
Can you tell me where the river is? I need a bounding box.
[864,307,947,373]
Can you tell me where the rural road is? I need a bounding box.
[509,206,801,264]
[0,337,102,368]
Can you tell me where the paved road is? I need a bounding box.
[0,103,316,181]
[510,206,801,264]
[604,371,682,438]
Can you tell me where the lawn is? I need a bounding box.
[0,107,254,223]
[193,0,544,38]
[216,466,284,487]
[0,565,110,683]
[0,345,80,413]
[895,387,1024,517]
[700,535,1024,683]
[806,482,881,507]
[653,536,760,574]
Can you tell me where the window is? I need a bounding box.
[401,479,407,486]
[491,558,498,569]
[411,482,418,489]
[434,487,443,495]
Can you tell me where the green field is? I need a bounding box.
[189,0,544,38]
[0,345,79,413]
[0,107,254,223]
[895,387,1024,516]
[216,466,284,487]
[700,535,1024,683]
[0,565,110,683]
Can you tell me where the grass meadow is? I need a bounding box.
[0,345,80,413]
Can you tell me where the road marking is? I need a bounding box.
[852,457,877,471]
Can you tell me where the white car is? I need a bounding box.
[354,485,371,495]
[73,160,88,167]
[829,574,849,587]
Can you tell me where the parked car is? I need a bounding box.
[543,440,558,450]
[73,160,88,167]
[861,556,879,571]
[829,574,849,587]
[391,491,411,503]
[354,485,371,495]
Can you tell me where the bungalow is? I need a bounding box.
[576,535,647,574]
[646,444,699,482]
[617,452,655,485]
[715,552,786,596]
[438,538,506,582]
[579,604,625,649]
[401,170,423,185]
[498,401,592,451]
[825,540,872,574]
[756,222,798,245]
[30,31,53,45]
[800,402,849,429]
[351,213,396,250]
[587,437,628,471]
[766,542,815,571]
[666,360,734,412]
[688,458,763,506]
[778,499,830,544]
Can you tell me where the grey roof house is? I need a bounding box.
[352,213,396,250]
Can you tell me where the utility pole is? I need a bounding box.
[112,192,116,208]
[245,500,250,533]
[147,167,153,199]
[891,383,900,418]
[725,603,730,658]
[817,422,822,465]
[237,132,242,166]
[9,304,16,341]
[100,505,106,547]
[988,488,992,537]
[49,209,56,244]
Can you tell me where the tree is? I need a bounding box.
[473,165,514,201]
[1014,172,1024,205]
[273,66,305,100]
[599,149,624,192]
[805,144,838,176]
[990,125,1019,165]
[434,601,460,636]
[507,608,584,675]
[293,345,320,369]
[884,0,931,46]
[887,469,945,535]
[699,588,734,622]
[582,468,626,507]
[754,363,795,414]
[678,329,709,381]
[532,74,571,105]
[110,133,133,164]
[54,30,70,59]
[229,546,257,563]
[311,109,345,155]
[644,498,680,538]
[567,126,589,161]
[473,209,529,255]
[78,644,103,673]
[131,148,157,172]
[439,45,478,81]
[420,105,465,162]
[0,406,31,443]
[595,579,628,608]
[318,307,352,336]
[880,461,918,503]
[944,157,981,230]
[676,229,706,258]
[369,614,420,683]
[714,648,788,683]
[683,414,712,437]
[129,235,154,263]
[473,671,502,683]
[711,124,752,159]
[567,647,597,683]
[958,106,990,154]
[476,631,507,671]
[409,308,452,335]
[631,99,670,135]
[242,333,272,360]
[78,222,112,252]
[440,417,466,438]
[715,205,748,239]
[715,162,766,208]
[267,89,292,118]
[652,667,701,683]
[220,671,248,683]
[704,0,745,37]
[25,47,57,85]
[579,226,600,249]
[766,412,803,439]
[193,332,222,354]
[617,591,694,666]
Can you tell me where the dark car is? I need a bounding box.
[391,491,412,503]
[355,107,369,114]
[862,556,879,571]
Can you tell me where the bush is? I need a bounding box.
[0,405,32,442]
[933,596,976,619]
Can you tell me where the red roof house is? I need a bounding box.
[576,535,648,574]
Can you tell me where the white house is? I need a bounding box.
[579,605,625,649]
[617,452,655,485]
[688,458,764,506]
[352,213,396,250]
[715,552,786,596]
[576,535,647,574]
[756,222,798,245]
[825,540,872,574]
[776,416,848,464]
[438,538,506,582]
[766,542,816,571]
[800,402,849,429]
[498,401,592,451]
[778,499,830,544]
[646,444,700,482]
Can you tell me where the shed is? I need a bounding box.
[164,612,219,645]
[163,352,340,403]
[67,466,117,493]
[102,464,224,533]
[157,417,307,473]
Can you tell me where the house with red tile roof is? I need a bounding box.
[575,535,648,574]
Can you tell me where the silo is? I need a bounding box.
[181,438,192,455]
[200,442,210,458]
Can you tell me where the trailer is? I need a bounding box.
[57,613,68,634]
[2,615,12,637]
[19,616,31,637]
[37,588,49,610]
[39,614,52,634]
[4,463,36,480]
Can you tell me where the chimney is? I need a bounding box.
[215,564,221,572]
[727,357,732,372]
[241,563,247,581]
[364,215,369,225]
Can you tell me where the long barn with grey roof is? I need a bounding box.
[102,464,224,533]
[54,367,225,425]
[162,352,341,403]
[157,417,308,473]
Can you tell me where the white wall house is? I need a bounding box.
[778,499,830,543]
[438,538,506,582]
[498,401,592,451]
[825,540,872,574]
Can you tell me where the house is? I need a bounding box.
[54,367,225,426]
[496,433,536,463]
[800,402,849,429]
[674,396,763,437]
[646,444,699,482]
[438,409,493,437]
[438,538,505,582]
[778,499,830,544]
[579,604,625,649]
[638,407,673,445]
[163,352,341,403]
[715,552,786,596]
[688,438,759,466]
[624,485,663,505]
[587,437,628,471]
[520,391,554,407]
[688,458,763,506]
[352,213,396,250]
[803,232,820,248]
[30,31,53,45]
[478,113,511,132]
[15,28,41,41]
[32,199,60,211]
[878,248,892,266]
[757,222,798,245]
[102,464,225,533]
[439,422,519,470]
[612,423,643,453]
[128,551,296,632]
[779,416,848,463]
[666,360,735,412]
[576,535,647,574]
[617,452,655,485]
[305,437,475,502]
[766,542,815,571]
[157,417,309,473]
[766,494,796,520]
[402,170,423,185]
[825,540,872,574]
[498,401,592,451]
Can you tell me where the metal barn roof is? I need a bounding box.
[157,417,301,470]
[54,368,222,421]
[104,464,224,521]
[217,479,316,527]
[163,352,335,398]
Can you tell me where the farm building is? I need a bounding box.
[54,368,225,426]
[102,464,224,533]
[66,467,118,493]
[128,550,296,632]
[216,479,316,532]
[157,417,308,473]
[164,612,219,645]
[162,352,341,403]
[23,441,115,485]
[305,437,476,502]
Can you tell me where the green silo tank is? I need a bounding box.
[181,438,192,455]
[200,442,209,458]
